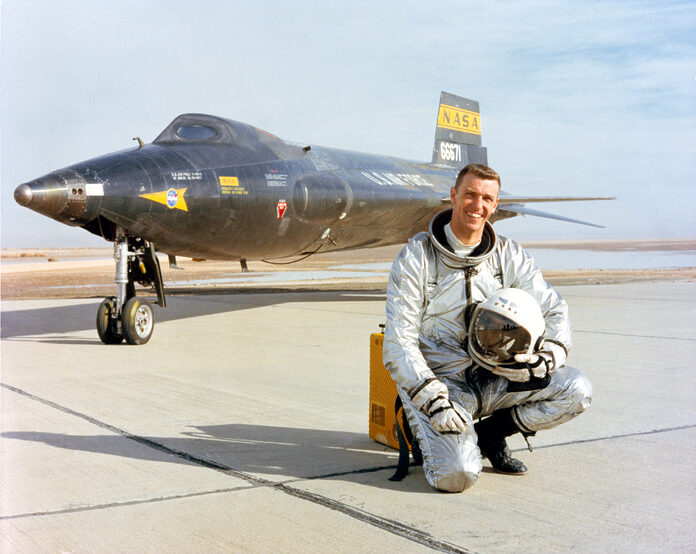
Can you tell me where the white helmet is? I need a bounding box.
[467,288,545,372]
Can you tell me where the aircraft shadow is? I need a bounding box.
[0,291,386,340]
[1,423,426,491]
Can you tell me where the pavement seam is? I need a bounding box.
[574,329,696,341]
[0,382,272,485]
[9,380,691,552]
[1,382,471,553]
[0,486,253,521]
[511,423,696,453]
[274,483,472,553]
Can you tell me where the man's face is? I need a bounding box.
[449,172,499,244]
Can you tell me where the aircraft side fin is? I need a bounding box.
[496,204,606,228]
[498,196,616,204]
[441,195,615,205]
[431,91,488,167]
[440,195,615,228]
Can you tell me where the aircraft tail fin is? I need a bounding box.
[431,91,488,167]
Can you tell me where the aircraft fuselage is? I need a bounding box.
[16,113,476,261]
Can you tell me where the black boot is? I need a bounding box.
[474,409,528,475]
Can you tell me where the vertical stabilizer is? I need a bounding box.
[431,91,488,166]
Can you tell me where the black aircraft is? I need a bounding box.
[14,92,610,345]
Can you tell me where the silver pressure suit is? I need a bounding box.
[383,210,592,492]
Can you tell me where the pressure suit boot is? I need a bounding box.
[474,408,528,475]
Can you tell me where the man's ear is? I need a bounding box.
[450,186,457,203]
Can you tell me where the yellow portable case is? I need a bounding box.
[369,331,401,450]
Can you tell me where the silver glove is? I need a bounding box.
[410,378,471,433]
[490,341,568,383]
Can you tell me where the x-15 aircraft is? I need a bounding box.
[14,92,611,345]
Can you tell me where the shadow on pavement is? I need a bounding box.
[0,291,386,339]
[2,423,410,488]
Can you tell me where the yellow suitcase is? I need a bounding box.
[368,331,401,450]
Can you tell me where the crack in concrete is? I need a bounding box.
[1,382,470,553]
[5,381,694,552]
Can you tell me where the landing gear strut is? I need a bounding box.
[96,230,166,345]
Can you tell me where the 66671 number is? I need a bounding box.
[440,141,462,162]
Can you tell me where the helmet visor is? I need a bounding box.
[471,309,533,364]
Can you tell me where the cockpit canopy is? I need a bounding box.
[175,124,219,141]
[152,113,306,163]
[154,113,256,145]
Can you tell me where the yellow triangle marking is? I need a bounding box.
[139,188,188,211]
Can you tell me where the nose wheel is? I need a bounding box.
[96,297,124,344]
[122,297,155,344]
[97,231,166,345]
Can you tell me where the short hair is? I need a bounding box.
[455,164,501,191]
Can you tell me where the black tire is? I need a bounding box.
[96,297,124,344]
[122,297,154,345]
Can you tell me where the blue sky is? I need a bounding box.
[2,0,695,247]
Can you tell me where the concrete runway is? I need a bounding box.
[1,282,695,552]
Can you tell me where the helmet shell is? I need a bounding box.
[467,288,545,372]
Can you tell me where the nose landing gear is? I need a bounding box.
[96,297,124,344]
[96,230,166,345]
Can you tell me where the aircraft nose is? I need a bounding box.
[14,175,70,218]
[14,183,33,207]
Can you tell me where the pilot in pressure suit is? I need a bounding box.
[383,164,592,492]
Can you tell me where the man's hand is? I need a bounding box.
[428,396,472,433]
[490,341,568,383]
[518,341,567,374]
[515,353,550,377]
[488,363,537,382]
[488,353,549,382]
[410,378,471,434]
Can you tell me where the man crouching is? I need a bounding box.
[383,164,592,492]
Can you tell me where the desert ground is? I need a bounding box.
[1,239,694,300]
